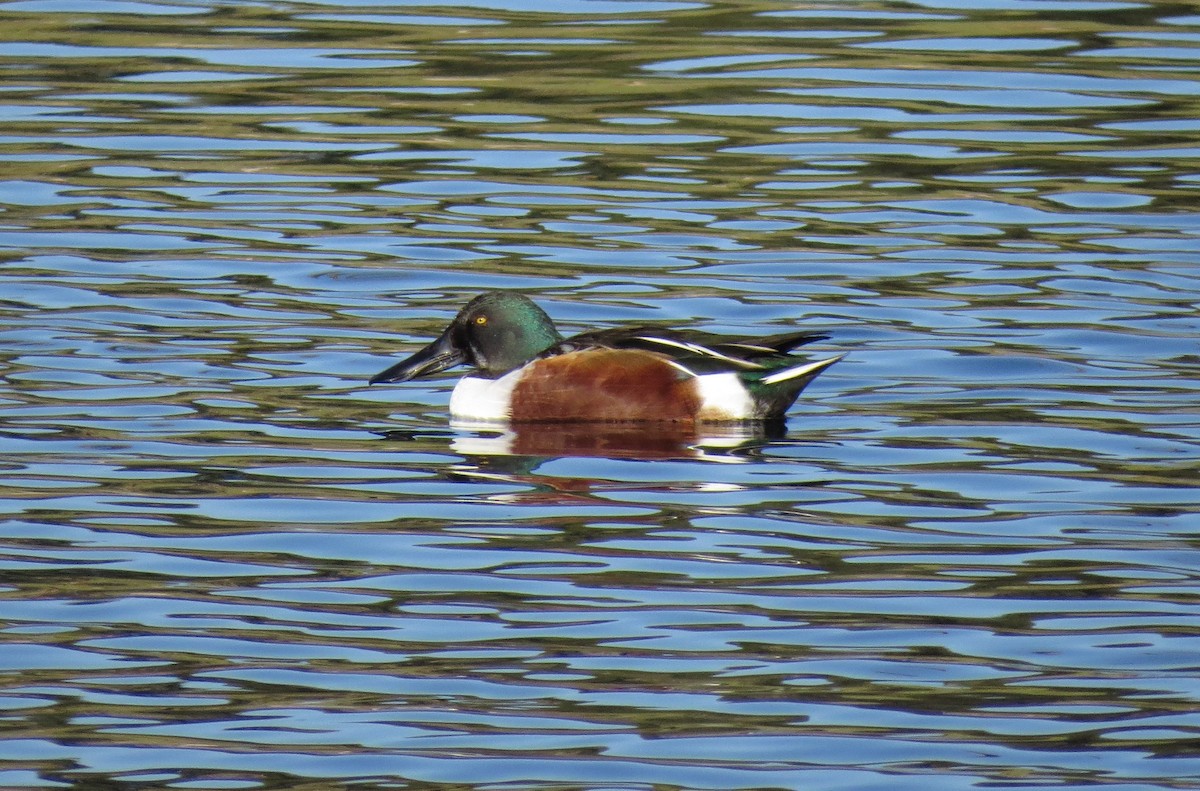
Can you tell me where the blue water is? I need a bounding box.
[1,0,1198,788]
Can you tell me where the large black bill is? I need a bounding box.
[369,329,466,384]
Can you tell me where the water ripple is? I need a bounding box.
[1,0,1198,788]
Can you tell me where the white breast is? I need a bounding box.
[448,371,523,422]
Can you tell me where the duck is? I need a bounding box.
[369,291,842,424]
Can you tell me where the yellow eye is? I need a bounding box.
[474,315,488,326]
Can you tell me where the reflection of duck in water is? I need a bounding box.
[375,423,787,464]
[447,420,787,463]
[370,291,842,428]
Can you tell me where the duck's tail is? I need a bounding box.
[751,355,844,418]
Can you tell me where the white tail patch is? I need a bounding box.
[694,372,755,421]
[760,355,845,386]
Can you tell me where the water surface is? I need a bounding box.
[1,0,1198,788]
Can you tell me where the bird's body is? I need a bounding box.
[370,292,841,424]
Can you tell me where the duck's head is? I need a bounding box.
[369,292,564,384]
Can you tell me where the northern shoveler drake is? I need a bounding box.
[369,292,842,424]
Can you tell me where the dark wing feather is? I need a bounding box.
[715,330,829,357]
[546,326,829,373]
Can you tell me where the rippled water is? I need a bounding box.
[2,0,1199,788]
